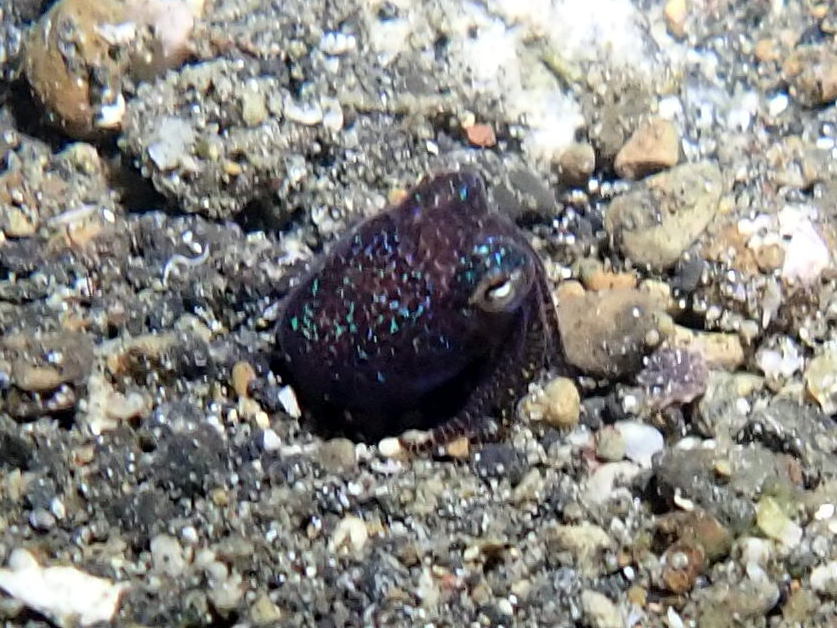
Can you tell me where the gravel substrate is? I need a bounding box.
[1,1,837,626]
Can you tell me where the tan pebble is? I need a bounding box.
[595,426,626,462]
[556,280,586,302]
[464,123,497,148]
[804,350,837,414]
[445,436,470,459]
[614,118,680,180]
[754,38,778,63]
[626,585,647,606]
[583,269,637,292]
[4,208,38,237]
[223,160,243,176]
[541,377,581,429]
[11,364,65,392]
[250,592,282,625]
[241,90,268,127]
[713,458,732,478]
[754,243,785,272]
[557,288,672,377]
[670,325,745,370]
[556,142,596,186]
[211,488,230,507]
[663,0,688,39]
[72,444,97,466]
[231,361,256,398]
[783,46,837,106]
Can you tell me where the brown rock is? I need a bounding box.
[614,118,680,180]
[2,331,94,392]
[557,288,673,378]
[605,161,724,270]
[661,540,705,593]
[556,142,596,186]
[231,361,256,398]
[783,45,837,106]
[464,123,497,148]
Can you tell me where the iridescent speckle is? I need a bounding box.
[277,170,563,446]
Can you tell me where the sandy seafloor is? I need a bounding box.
[1,0,837,626]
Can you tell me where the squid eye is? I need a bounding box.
[472,269,525,312]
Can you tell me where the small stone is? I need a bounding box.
[614,421,664,467]
[147,117,196,171]
[754,38,778,63]
[783,45,837,106]
[756,497,802,548]
[661,541,705,593]
[28,508,56,531]
[595,427,626,462]
[241,90,268,127]
[277,386,301,418]
[546,523,613,576]
[614,118,680,180]
[557,288,672,378]
[663,0,688,39]
[556,142,596,186]
[464,123,496,147]
[231,362,256,399]
[250,592,283,625]
[804,348,837,415]
[810,562,837,598]
[496,597,514,617]
[754,243,784,272]
[329,515,369,554]
[540,377,581,429]
[605,162,724,270]
[208,571,244,612]
[261,429,281,452]
[0,549,126,625]
[637,346,709,409]
[580,590,621,628]
[445,436,470,459]
[150,534,188,577]
[580,264,637,292]
[378,437,404,459]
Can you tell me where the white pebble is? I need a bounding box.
[614,421,664,468]
[262,428,282,451]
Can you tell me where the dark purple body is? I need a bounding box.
[277,171,561,444]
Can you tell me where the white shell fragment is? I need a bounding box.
[0,549,127,627]
[614,420,664,468]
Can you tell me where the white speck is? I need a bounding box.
[767,93,789,117]
[815,503,835,520]
[262,429,282,451]
[181,526,199,544]
[95,92,126,129]
[278,385,301,418]
[658,95,683,120]
[319,32,357,55]
[667,606,684,628]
